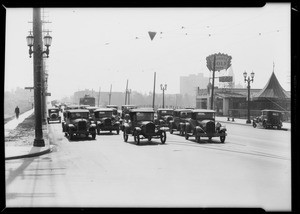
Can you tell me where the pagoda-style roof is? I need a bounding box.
[253,72,290,100]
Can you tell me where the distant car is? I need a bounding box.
[62,109,96,140]
[169,109,192,136]
[122,108,167,145]
[252,109,283,129]
[93,108,120,135]
[106,105,120,121]
[86,106,99,120]
[185,109,227,143]
[47,107,61,124]
[155,108,174,127]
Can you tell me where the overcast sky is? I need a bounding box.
[5,4,291,100]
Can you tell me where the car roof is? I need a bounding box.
[48,107,59,110]
[173,109,192,112]
[86,106,99,109]
[262,109,283,113]
[192,109,216,113]
[157,108,174,111]
[67,109,89,113]
[94,108,113,112]
[130,108,154,113]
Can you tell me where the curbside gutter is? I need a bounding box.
[5,146,54,160]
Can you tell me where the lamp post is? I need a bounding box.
[26,8,52,147]
[127,89,132,105]
[160,84,167,108]
[243,71,255,124]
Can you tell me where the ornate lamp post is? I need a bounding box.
[243,71,255,124]
[26,10,52,147]
[160,84,167,108]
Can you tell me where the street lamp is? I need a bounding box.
[27,31,52,58]
[243,71,255,124]
[160,84,167,108]
[26,16,52,147]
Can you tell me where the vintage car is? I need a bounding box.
[154,108,174,127]
[122,108,167,145]
[93,108,120,134]
[47,107,61,124]
[185,109,227,143]
[169,109,192,135]
[62,109,96,140]
[86,106,99,120]
[252,109,283,129]
[106,105,120,121]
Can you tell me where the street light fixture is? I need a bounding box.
[27,31,52,58]
[243,71,255,124]
[160,84,167,108]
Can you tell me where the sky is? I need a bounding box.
[5,4,291,100]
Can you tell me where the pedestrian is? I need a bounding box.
[15,106,20,119]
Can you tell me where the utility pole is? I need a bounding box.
[125,79,128,105]
[108,84,112,105]
[128,89,132,105]
[33,8,45,147]
[210,55,216,110]
[152,72,156,109]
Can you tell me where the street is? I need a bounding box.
[5,121,291,210]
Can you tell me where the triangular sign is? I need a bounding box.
[148,31,157,41]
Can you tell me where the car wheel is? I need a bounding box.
[277,126,282,130]
[123,130,128,142]
[92,133,96,140]
[97,128,100,135]
[148,136,152,142]
[185,131,189,140]
[116,128,120,135]
[253,122,257,128]
[220,136,226,143]
[195,134,200,143]
[208,137,212,141]
[160,131,166,144]
[170,128,173,134]
[134,131,140,145]
[68,132,73,141]
[263,121,267,129]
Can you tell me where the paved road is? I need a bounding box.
[5,121,291,210]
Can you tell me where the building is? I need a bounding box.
[196,72,290,119]
[180,73,209,95]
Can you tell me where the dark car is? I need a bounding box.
[62,109,96,140]
[122,108,167,145]
[155,108,174,127]
[93,108,120,135]
[169,109,192,136]
[47,107,61,124]
[252,109,283,129]
[185,109,227,143]
[106,105,120,121]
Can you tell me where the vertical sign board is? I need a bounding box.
[206,53,232,110]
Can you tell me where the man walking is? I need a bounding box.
[15,106,20,119]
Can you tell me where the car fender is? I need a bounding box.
[179,122,185,129]
[195,126,204,133]
[90,124,96,128]
[68,124,75,130]
[220,126,227,132]
[134,127,141,133]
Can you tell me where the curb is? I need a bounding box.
[5,145,54,161]
[217,120,290,131]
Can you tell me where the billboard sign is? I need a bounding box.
[219,76,233,82]
[206,53,232,72]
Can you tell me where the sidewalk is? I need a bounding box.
[216,116,291,130]
[5,109,54,160]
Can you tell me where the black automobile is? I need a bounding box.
[47,107,61,124]
[93,108,120,135]
[155,108,174,127]
[252,109,283,129]
[62,109,96,140]
[185,109,227,143]
[122,108,167,145]
[169,109,192,136]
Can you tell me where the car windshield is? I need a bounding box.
[180,112,191,118]
[70,112,89,119]
[136,112,154,121]
[195,112,215,120]
[95,111,112,118]
[159,110,173,116]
